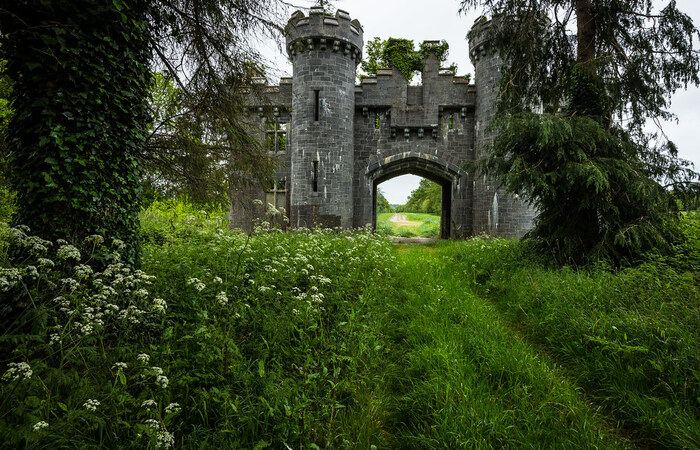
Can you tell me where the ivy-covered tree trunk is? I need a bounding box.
[1,0,150,266]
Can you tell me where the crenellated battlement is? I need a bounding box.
[467,17,492,63]
[285,8,364,65]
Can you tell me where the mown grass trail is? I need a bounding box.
[342,243,631,448]
[377,212,440,237]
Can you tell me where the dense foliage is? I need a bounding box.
[462,0,700,264]
[0,203,396,447]
[359,37,459,83]
[448,215,700,447]
[2,0,151,266]
[1,0,288,272]
[0,56,14,222]
[375,188,394,214]
[397,178,441,214]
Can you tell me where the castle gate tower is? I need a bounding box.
[468,18,536,237]
[285,8,364,228]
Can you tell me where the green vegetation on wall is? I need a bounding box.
[2,0,150,266]
[359,37,461,83]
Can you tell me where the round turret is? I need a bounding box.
[285,8,364,229]
[285,7,363,64]
[467,18,536,237]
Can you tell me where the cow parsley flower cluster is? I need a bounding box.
[32,421,49,431]
[3,362,33,381]
[56,244,81,261]
[187,277,206,291]
[83,399,100,411]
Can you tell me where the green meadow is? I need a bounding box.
[2,201,699,448]
[377,212,441,237]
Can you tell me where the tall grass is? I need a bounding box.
[439,225,700,448]
[2,200,697,448]
[350,244,630,448]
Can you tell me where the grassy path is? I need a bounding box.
[341,244,631,448]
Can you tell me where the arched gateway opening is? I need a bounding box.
[366,153,460,240]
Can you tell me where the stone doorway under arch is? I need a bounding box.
[365,152,462,240]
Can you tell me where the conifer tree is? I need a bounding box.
[461,0,700,264]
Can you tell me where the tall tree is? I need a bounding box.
[376,188,394,214]
[142,72,276,205]
[0,0,286,265]
[461,0,700,264]
[399,179,441,214]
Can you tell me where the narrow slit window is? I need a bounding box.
[375,112,380,129]
[312,161,319,192]
[314,90,320,122]
[449,113,454,129]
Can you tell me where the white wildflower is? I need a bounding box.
[112,362,128,371]
[137,353,150,363]
[26,265,39,279]
[38,258,55,267]
[141,399,157,409]
[165,402,181,414]
[213,276,223,284]
[215,291,228,306]
[33,421,49,431]
[74,264,93,277]
[156,375,169,389]
[111,239,126,250]
[49,333,61,345]
[3,362,33,381]
[157,430,175,448]
[60,277,80,292]
[83,399,100,411]
[187,277,206,291]
[0,268,22,291]
[85,234,104,245]
[152,298,167,313]
[56,244,81,261]
[136,288,149,298]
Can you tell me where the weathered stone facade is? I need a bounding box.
[228,8,536,238]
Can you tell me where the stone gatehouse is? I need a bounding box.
[228,7,536,238]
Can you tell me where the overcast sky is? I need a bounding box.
[260,0,700,204]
